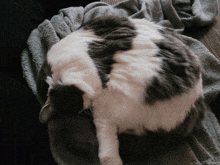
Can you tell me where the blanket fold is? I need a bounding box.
[21,0,220,164]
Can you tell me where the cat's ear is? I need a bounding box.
[39,98,54,124]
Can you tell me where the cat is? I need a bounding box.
[37,16,206,165]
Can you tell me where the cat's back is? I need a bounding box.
[91,16,205,135]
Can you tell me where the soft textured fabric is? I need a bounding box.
[21,0,220,164]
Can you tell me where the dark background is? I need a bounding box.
[0,0,95,164]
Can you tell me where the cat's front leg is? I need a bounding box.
[94,119,123,165]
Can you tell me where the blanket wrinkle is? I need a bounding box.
[161,0,185,29]
[20,0,220,164]
[58,7,84,32]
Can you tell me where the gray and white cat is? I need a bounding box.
[37,16,206,165]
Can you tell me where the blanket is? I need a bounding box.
[21,0,220,164]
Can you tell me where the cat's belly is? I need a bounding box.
[92,78,203,135]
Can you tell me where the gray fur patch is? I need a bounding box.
[85,16,137,87]
[145,27,201,104]
[171,96,205,136]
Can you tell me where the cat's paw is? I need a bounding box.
[100,156,123,165]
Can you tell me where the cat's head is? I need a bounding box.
[39,83,85,124]
[38,82,100,165]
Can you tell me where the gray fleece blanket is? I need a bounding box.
[21,0,220,164]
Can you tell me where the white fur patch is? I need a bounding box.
[93,77,203,135]
[46,29,103,108]
[108,19,163,103]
